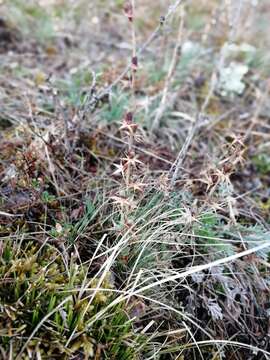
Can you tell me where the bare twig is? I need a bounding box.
[92,128,172,165]
[151,6,185,131]
[169,0,242,186]
[87,0,187,111]
[131,0,137,104]
[243,79,270,142]
[168,114,207,186]
[127,0,136,188]
[168,57,221,186]
[0,211,23,218]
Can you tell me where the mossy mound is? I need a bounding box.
[0,240,142,359]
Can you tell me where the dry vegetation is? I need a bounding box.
[0,0,270,359]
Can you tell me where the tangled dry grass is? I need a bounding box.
[0,0,270,359]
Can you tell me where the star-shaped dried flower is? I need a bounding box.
[113,162,126,177]
[110,195,137,209]
[120,112,138,134]
[122,155,143,168]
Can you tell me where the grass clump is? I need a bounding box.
[0,240,144,359]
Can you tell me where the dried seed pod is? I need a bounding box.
[131,56,138,71]
[123,1,133,22]
[160,15,165,25]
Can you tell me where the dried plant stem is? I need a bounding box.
[151,6,185,131]
[126,0,137,190]
[243,79,270,142]
[169,18,231,186]
[131,0,137,102]
[168,0,249,186]
[126,131,134,189]
[132,241,270,296]
[169,116,201,186]
[168,65,219,186]
[87,0,186,111]
[0,211,23,218]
